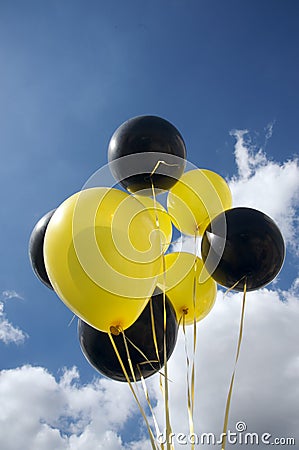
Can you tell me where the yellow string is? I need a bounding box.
[108,332,158,450]
[120,329,138,385]
[223,275,247,298]
[149,160,179,179]
[221,280,247,450]
[124,334,159,372]
[122,329,167,449]
[181,231,198,450]
[182,313,195,450]
[67,314,76,327]
[149,297,161,367]
[138,367,165,450]
[191,230,198,418]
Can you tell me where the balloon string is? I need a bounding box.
[67,314,76,327]
[182,313,195,450]
[221,280,247,450]
[108,332,158,450]
[121,331,164,449]
[223,275,247,298]
[123,334,171,380]
[120,329,138,385]
[150,174,174,450]
[149,160,179,179]
[137,368,165,450]
[149,296,161,367]
[182,230,198,450]
[124,334,159,372]
[122,329,168,449]
[191,229,199,418]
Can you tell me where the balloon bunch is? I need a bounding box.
[29,115,285,449]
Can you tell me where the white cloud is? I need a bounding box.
[0,291,27,345]
[229,129,299,253]
[169,234,201,256]
[1,290,24,301]
[264,120,275,141]
[0,365,142,450]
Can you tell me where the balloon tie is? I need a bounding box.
[221,280,247,450]
[108,332,159,450]
[109,325,122,336]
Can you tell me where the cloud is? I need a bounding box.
[0,291,27,345]
[264,120,275,141]
[0,365,142,450]
[1,290,24,301]
[169,234,201,257]
[229,129,299,253]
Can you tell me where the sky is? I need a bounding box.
[0,0,299,449]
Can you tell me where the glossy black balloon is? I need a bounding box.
[78,290,178,382]
[201,207,285,292]
[29,210,55,290]
[108,115,186,193]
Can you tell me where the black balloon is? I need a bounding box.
[201,207,285,292]
[78,289,178,382]
[108,115,186,194]
[29,209,55,290]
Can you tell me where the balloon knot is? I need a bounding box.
[110,325,121,336]
[182,308,189,315]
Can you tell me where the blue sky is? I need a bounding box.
[1,1,299,449]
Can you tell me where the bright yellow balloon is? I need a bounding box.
[133,195,173,253]
[44,187,163,332]
[167,169,232,236]
[158,252,217,325]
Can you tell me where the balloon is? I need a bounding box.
[28,209,55,290]
[133,195,173,253]
[78,289,178,382]
[158,252,217,325]
[44,187,163,332]
[167,169,232,236]
[201,207,285,291]
[108,115,186,194]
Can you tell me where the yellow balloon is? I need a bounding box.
[167,169,232,236]
[44,187,163,332]
[133,195,173,253]
[158,252,217,325]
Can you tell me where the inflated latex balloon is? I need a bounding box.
[201,207,285,292]
[167,169,232,236]
[29,209,55,290]
[78,289,178,382]
[133,195,173,253]
[44,187,163,332]
[157,252,217,325]
[108,115,186,194]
